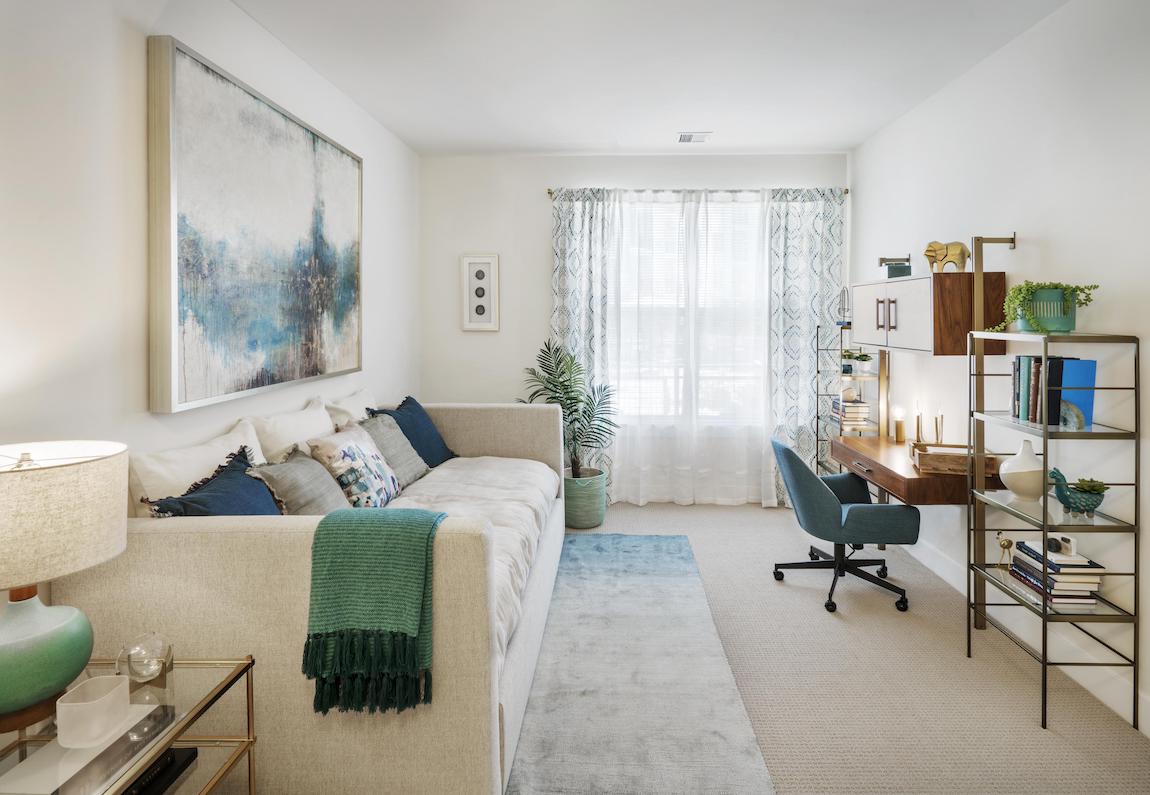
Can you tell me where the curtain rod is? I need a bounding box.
[546,187,849,198]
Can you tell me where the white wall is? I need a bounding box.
[419,153,849,402]
[0,0,421,455]
[850,0,1150,730]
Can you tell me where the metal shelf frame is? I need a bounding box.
[966,328,1140,730]
[814,323,887,475]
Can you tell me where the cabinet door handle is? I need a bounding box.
[888,298,898,331]
[875,298,885,330]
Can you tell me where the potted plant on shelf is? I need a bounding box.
[1049,469,1109,518]
[522,339,619,529]
[988,281,1099,334]
[845,350,874,374]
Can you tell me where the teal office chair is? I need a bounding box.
[771,440,920,612]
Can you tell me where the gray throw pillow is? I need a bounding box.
[247,449,351,515]
[359,415,430,489]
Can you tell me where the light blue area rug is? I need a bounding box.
[507,534,774,794]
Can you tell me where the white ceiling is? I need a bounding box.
[233,0,1067,155]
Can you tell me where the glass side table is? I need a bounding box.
[0,657,255,795]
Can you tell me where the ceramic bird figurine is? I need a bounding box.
[923,241,971,272]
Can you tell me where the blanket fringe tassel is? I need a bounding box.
[303,630,432,714]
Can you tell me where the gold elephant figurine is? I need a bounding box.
[923,241,971,272]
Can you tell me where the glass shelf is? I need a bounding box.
[970,331,1139,345]
[971,565,1134,623]
[972,488,1135,532]
[972,411,1135,440]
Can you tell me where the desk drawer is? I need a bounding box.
[836,447,904,496]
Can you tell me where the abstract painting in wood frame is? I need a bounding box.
[148,36,362,413]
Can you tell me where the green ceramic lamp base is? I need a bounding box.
[0,590,94,717]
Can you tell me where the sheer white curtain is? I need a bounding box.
[603,190,775,506]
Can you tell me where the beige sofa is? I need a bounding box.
[56,404,565,794]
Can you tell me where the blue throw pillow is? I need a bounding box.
[367,396,456,467]
[148,447,281,517]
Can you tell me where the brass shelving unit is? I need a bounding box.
[814,323,883,475]
[966,329,1140,729]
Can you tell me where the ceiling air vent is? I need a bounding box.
[678,131,712,144]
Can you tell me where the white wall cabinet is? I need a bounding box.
[851,277,931,352]
[850,273,1007,356]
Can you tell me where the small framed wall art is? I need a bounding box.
[461,255,500,331]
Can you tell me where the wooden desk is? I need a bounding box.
[830,435,988,505]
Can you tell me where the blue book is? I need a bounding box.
[1059,359,1097,427]
[1017,540,1106,573]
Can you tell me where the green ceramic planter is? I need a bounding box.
[1017,288,1077,332]
[565,468,608,529]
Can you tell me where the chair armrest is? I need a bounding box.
[840,503,920,545]
[819,472,872,505]
[423,403,564,481]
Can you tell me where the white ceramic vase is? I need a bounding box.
[999,440,1044,502]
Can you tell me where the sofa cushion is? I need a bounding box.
[308,425,400,508]
[388,456,560,660]
[248,449,351,515]
[325,387,378,427]
[368,397,455,467]
[359,415,429,489]
[249,398,334,462]
[147,448,280,518]
[129,419,266,517]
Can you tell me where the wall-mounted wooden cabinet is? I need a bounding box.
[851,273,1006,355]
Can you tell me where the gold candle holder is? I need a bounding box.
[893,418,906,444]
[914,414,923,443]
[934,415,944,444]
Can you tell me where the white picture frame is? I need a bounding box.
[460,255,500,331]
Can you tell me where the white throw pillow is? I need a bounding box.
[324,387,378,427]
[129,419,266,517]
[249,398,334,462]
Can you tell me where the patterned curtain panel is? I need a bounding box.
[768,188,846,504]
[549,188,619,383]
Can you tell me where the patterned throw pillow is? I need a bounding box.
[307,425,400,508]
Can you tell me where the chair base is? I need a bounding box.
[773,544,908,612]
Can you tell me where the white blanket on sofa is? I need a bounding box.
[388,456,560,667]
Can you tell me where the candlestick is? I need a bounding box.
[934,413,944,444]
[894,419,906,444]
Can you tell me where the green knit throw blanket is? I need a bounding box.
[302,508,445,714]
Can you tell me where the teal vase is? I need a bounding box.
[0,595,94,714]
[1017,288,1077,332]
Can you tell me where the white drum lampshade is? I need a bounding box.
[0,440,128,723]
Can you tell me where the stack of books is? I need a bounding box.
[1009,539,1104,607]
[1011,355,1096,426]
[832,398,869,425]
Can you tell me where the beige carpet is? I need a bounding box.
[581,503,1150,794]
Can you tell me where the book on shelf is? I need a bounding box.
[1035,356,1044,423]
[1008,569,1097,605]
[1011,355,1096,426]
[1010,560,1097,596]
[1016,540,1106,574]
[1011,555,1100,588]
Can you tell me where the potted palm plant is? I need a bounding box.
[522,340,618,528]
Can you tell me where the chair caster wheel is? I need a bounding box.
[809,551,820,561]
[895,597,909,612]
[824,600,836,613]
[773,570,784,581]
[877,566,888,579]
